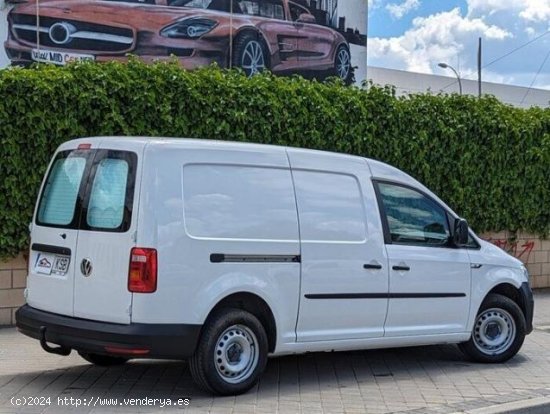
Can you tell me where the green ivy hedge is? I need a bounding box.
[0,60,549,258]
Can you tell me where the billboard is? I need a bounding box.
[2,0,367,84]
[1,7,9,67]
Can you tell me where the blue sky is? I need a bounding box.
[367,0,550,89]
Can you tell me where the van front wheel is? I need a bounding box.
[459,293,526,363]
[189,308,268,395]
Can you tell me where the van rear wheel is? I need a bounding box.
[458,293,526,363]
[78,351,128,367]
[189,308,268,395]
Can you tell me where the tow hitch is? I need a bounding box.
[39,326,71,356]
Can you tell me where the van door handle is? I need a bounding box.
[392,265,410,271]
[363,263,383,270]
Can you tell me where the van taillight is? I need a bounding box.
[128,248,157,293]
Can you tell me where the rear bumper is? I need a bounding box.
[16,305,202,359]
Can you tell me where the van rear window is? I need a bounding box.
[37,156,87,226]
[36,149,136,232]
[87,159,129,229]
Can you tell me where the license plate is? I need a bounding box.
[31,49,95,65]
[34,253,70,275]
[53,255,71,275]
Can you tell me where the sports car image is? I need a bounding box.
[4,0,367,83]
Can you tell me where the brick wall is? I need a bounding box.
[480,232,550,289]
[0,253,27,326]
[0,231,549,326]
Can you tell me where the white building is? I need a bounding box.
[366,66,550,109]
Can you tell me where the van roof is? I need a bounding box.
[62,136,421,190]
[66,135,368,161]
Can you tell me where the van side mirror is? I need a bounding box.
[453,218,469,246]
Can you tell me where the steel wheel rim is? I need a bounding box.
[241,40,265,76]
[214,324,259,384]
[473,308,516,355]
[336,48,350,80]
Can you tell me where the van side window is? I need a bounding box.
[377,182,450,246]
[37,156,87,226]
[293,171,366,242]
[86,159,129,229]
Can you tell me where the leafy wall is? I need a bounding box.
[0,61,548,257]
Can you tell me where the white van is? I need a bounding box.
[17,137,533,395]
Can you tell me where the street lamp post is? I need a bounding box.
[438,62,463,95]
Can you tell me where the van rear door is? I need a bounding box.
[27,149,91,316]
[72,147,139,324]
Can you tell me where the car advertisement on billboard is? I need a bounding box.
[2,0,367,84]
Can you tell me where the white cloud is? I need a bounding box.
[467,0,550,23]
[370,1,550,89]
[520,0,550,22]
[368,0,383,9]
[386,0,420,19]
[369,8,511,73]
[467,0,522,15]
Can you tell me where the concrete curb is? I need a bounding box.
[450,396,550,414]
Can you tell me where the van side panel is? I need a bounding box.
[288,149,390,343]
[132,143,301,349]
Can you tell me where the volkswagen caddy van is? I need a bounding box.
[16,137,533,395]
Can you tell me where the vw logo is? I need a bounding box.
[80,258,93,277]
[48,22,76,45]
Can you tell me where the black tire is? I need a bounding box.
[232,33,269,77]
[189,308,268,395]
[78,351,129,367]
[334,44,353,85]
[459,293,526,363]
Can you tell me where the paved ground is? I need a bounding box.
[2,291,550,413]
